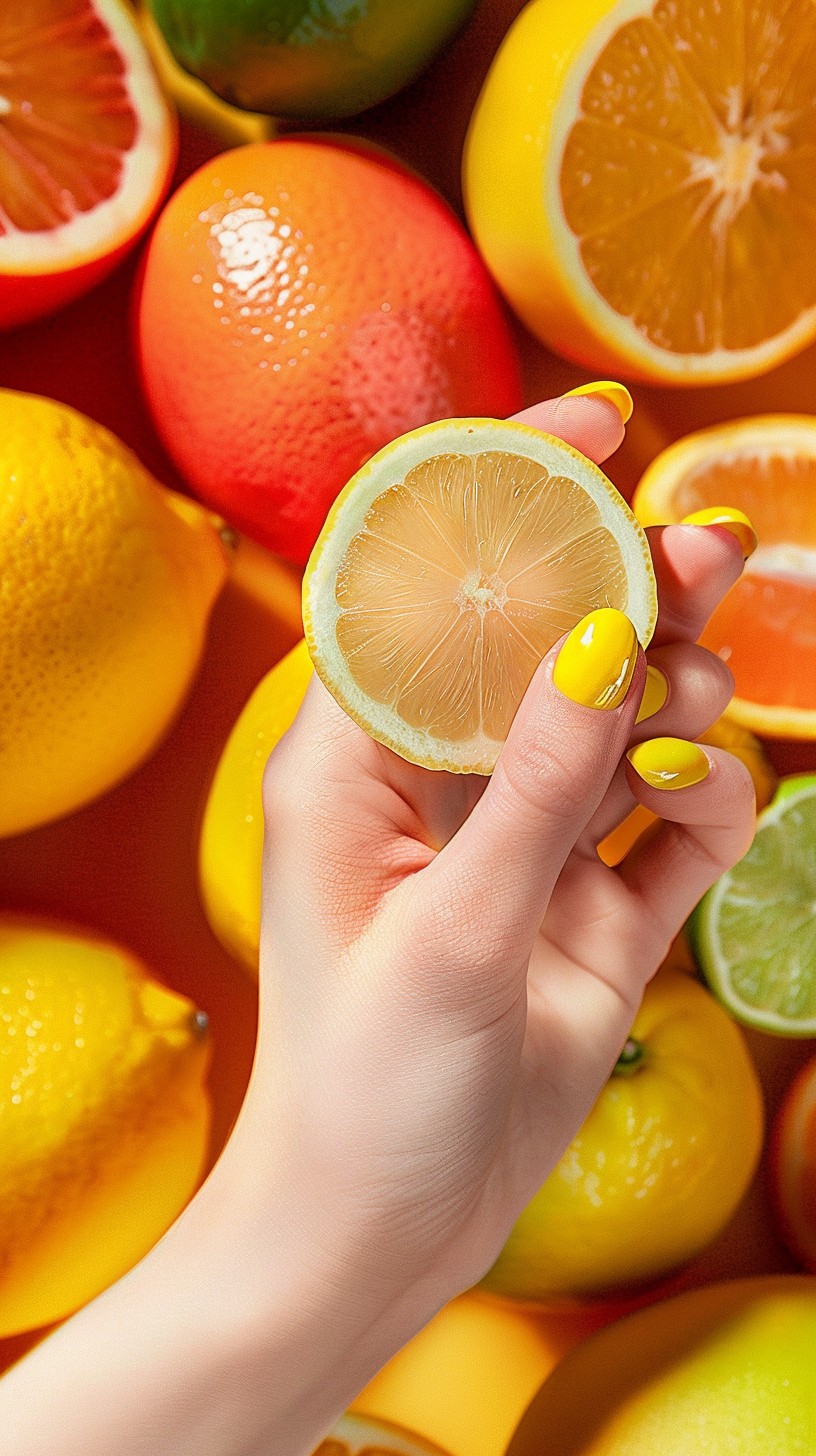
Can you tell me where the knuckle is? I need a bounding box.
[497,735,593,825]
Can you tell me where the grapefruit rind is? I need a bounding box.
[303,417,657,775]
[0,0,176,275]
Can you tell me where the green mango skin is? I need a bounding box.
[147,0,479,118]
[507,1277,816,1456]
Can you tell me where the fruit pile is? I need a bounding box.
[2,0,816,1451]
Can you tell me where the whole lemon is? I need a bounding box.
[0,391,231,837]
[0,915,211,1337]
[507,1276,816,1456]
[199,639,313,972]
[480,967,764,1303]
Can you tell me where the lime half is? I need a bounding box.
[690,774,816,1036]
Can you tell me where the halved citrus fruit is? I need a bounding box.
[0,0,176,329]
[633,415,816,738]
[315,1413,451,1456]
[689,775,816,1036]
[771,1053,816,1272]
[464,0,816,384]
[303,418,657,774]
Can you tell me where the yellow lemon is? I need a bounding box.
[0,915,211,1337]
[598,715,777,866]
[464,0,816,384]
[0,391,230,838]
[199,639,313,972]
[479,967,764,1303]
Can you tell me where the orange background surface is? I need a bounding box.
[1,0,814,1389]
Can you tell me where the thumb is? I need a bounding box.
[424,609,645,959]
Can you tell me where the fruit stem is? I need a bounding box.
[613,1036,645,1076]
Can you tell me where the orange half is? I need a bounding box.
[304,418,657,774]
[0,0,176,327]
[634,415,816,738]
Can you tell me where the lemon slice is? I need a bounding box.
[303,418,657,774]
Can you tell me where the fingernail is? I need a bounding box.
[680,507,758,559]
[553,608,638,710]
[626,737,709,790]
[635,665,669,724]
[562,381,634,424]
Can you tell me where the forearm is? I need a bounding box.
[0,1143,434,1456]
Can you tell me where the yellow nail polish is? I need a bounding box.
[635,665,669,724]
[553,608,638,710]
[626,737,709,790]
[562,381,634,424]
[680,507,758,559]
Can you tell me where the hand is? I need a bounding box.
[0,393,756,1456]
[233,392,755,1339]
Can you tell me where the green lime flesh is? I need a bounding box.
[692,774,816,1035]
[147,0,478,117]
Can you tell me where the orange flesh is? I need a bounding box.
[671,452,816,710]
[315,1447,402,1456]
[560,0,816,354]
[0,0,137,233]
[335,450,628,743]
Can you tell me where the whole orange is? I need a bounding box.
[771,1055,816,1272]
[135,138,522,566]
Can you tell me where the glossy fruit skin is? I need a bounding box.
[479,968,764,1303]
[147,0,478,119]
[199,639,313,972]
[0,391,230,838]
[770,1054,816,1271]
[506,1277,816,1456]
[0,914,211,1337]
[135,138,522,567]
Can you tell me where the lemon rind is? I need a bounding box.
[303,417,658,774]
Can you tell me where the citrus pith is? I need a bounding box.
[0,0,176,329]
[303,417,657,775]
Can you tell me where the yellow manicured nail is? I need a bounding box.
[553,608,638,710]
[680,507,758,559]
[626,737,709,790]
[635,665,669,724]
[562,381,634,424]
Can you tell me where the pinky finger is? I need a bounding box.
[617,742,757,936]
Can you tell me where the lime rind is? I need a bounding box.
[692,775,816,1036]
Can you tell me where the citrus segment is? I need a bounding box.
[0,0,175,327]
[633,416,816,736]
[304,419,657,774]
[690,775,816,1036]
[464,0,816,382]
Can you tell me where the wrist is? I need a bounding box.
[171,1130,443,1454]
